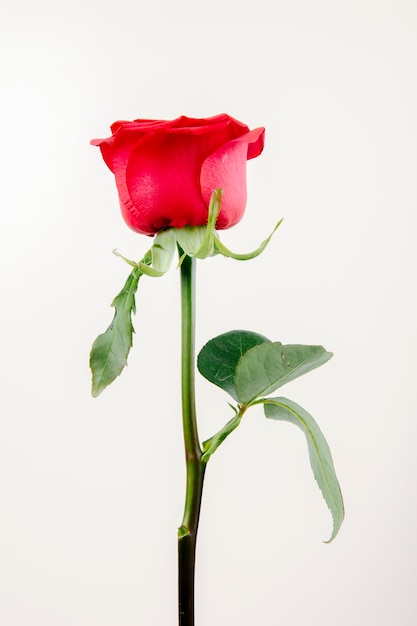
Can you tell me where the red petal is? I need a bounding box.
[91,116,265,234]
[120,132,208,234]
[200,127,265,229]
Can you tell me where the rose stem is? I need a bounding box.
[178,250,206,626]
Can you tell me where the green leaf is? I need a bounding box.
[213,218,283,260]
[263,397,344,542]
[90,232,176,397]
[90,267,142,397]
[197,330,271,400]
[235,343,333,405]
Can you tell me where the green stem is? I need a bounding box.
[178,251,206,626]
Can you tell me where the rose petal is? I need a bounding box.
[200,127,265,229]
[121,132,208,234]
[91,116,265,235]
[112,121,254,234]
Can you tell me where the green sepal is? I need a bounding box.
[263,397,344,542]
[174,189,222,260]
[113,229,176,277]
[112,248,141,268]
[148,229,177,273]
[213,218,283,261]
[175,189,282,263]
[174,226,206,259]
[197,330,271,400]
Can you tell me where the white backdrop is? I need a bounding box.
[1,0,416,624]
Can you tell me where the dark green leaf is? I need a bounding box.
[90,267,142,397]
[264,397,344,542]
[234,342,333,405]
[197,330,271,400]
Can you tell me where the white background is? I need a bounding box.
[1,0,416,624]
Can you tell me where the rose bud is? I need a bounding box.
[91,114,265,236]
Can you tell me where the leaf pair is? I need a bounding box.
[197,330,332,405]
[197,330,344,541]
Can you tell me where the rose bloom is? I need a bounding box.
[91,114,265,236]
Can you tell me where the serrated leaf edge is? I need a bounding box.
[262,397,344,542]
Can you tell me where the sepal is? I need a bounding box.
[174,189,222,260]
[175,189,282,262]
[213,218,283,261]
[113,229,176,277]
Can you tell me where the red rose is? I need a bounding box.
[91,114,265,236]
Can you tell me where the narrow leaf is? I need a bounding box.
[234,342,333,405]
[264,397,344,541]
[197,330,271,400]
[90,267,142,397]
